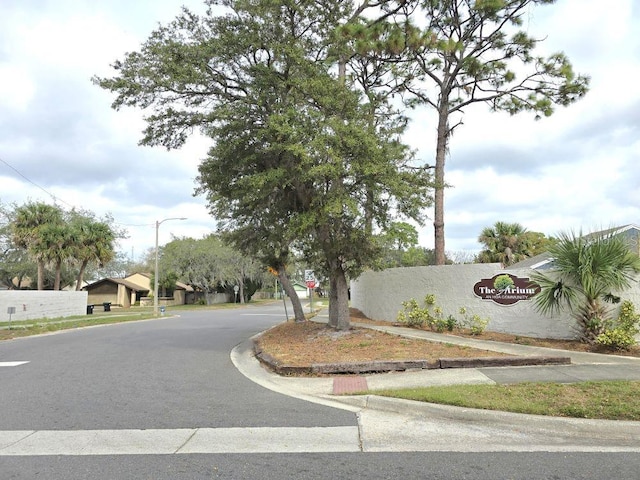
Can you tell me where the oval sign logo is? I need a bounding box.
[473,274,541,305]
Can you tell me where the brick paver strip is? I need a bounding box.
[332,376,368,395]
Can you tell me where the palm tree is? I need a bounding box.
[12,202,64,290]
[477,221,528,266]
[72,217,116,290]
[532,231,640,344]
[35,222,77,290]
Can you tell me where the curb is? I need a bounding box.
[333,395,640,443]
[253,341,571,376]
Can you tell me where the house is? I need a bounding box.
[508,224,640,271]
[82,277,149,308]
[291,281,311,299]
[82,272,194,308]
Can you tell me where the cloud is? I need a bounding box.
[2,0,640,261]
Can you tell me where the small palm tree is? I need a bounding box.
[532,231,640,344]
[72,217,116,290]
[35,222,77,290]
[477,221,528,266]
[12,202,64,290]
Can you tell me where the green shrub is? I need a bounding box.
[596,300,640,350]
[397,296,492,335]
[397,295,453,331]
[397,298,428,327]
[597,328,637,350]
[617,300,640,330]
[458,307,490,335]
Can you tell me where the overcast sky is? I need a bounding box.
[1,0,639,262]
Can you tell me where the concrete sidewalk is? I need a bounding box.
[350,321,640,390]
[231,319,640,451]
[236,319,640,399]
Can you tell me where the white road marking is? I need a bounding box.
[0,427,361,456]
[0,361,29,367]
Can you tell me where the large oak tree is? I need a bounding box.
[95,0,432,329]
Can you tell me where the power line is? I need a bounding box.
[0,156,75,209]
[0,156,151,228]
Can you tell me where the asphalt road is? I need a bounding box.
[0,303,354,430]
[2,302,640,479]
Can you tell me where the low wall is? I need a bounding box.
[350,264,579,340]
[0,291,88,322]
[206,293,231,305]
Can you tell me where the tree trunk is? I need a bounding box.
[328,276,338,328]
[579,300,607,344]
[321,55,352,329]
[54,261,62,291]
[37,260,45,290]
[239,277,245,304]
[433,102,449,266]
[277,266,306,322]
[332,265,351,331]
[324,253,351,330]
[76,260,89,291]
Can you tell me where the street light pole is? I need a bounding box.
[154,217,187,315]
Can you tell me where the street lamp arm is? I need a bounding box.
[157,217,187,227]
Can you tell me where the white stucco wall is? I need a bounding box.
[350,264,580,339]
[0,291,88,322]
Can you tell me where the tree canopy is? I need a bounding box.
[93,0,589,328]
[477,221,556,265]
[95,0,433,329]
[398,0,589,264]
[6,201,120,290]
[159,234,267,303]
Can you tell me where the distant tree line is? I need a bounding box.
[0,201,121,290]
[155,234,271,304]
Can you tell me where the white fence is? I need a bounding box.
[0,291,88,322]
[351,264,583,339]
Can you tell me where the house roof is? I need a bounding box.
[83,277,150,292]
[84,274,194,292]
[581,224,640,241]
[176,281,193,291]
[508,224,640,270]
[506,252,553,270]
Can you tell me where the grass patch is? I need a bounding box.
[256,321,512,367]
[0,312,159,340]
[0,300,276,341]
[372,381,640,421]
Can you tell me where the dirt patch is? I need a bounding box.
[255,308,640,372]
[256,319,512,368]
[350,308,640,358]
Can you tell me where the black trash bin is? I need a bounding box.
[87,305,94,315]
[103,302,111,312]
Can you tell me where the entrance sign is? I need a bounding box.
[473,274,540,305]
